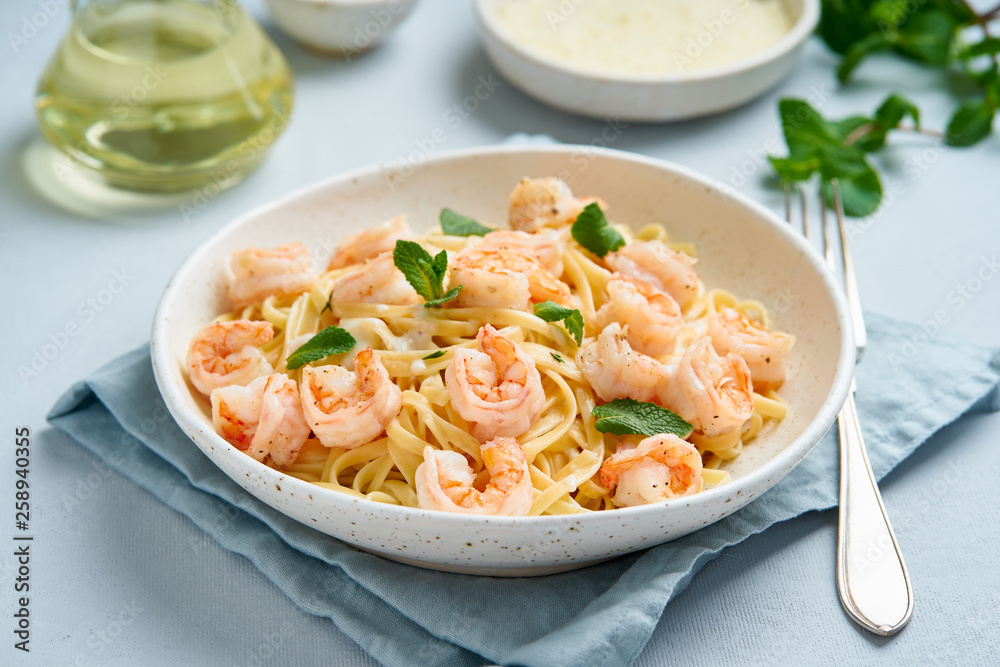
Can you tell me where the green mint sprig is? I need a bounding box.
[591,398,693,438]
[286,326,357,369]
[769,94,926,217]
[571,203,624,257]
[392,240,462,308]
[819,0,997,147]
[533,301,584,346]
[440,208,494,237]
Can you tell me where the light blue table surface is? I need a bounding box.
[2,1,997,665]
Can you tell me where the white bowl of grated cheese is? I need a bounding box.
[475,0,819,122]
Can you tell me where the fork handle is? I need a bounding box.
[836,391,913,635]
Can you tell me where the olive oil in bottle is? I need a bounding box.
[36,0,294,193]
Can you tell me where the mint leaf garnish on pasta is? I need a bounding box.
[286,326,356,369]
[533,301,584,345]
[424,287,463,308]
[571,202,624,257]
[592,398,693,438]
[440,208,493,237]
[393,240,462,308]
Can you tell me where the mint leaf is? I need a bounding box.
[592,398,693,438]
[896,10,953,65]
[571,203,624,257]
[837,32,892,82]
[393,240,460,306]
[424,286,462,308]
[963,37,1000,59]
[423,350,445,360]
[821,166,882,218]
[771,98,899,216]
[534,301,584,345]
[440,209,493,237]
[946,99,994,147]
[778,99,839,153]
[843,93,922,151]
[286,326,356,369]
[817,145,871,179]
[818,0,877,55]
[551,352,564,363]
[829,115,875,145]
[768,155,820,182]
[393,240,438,300]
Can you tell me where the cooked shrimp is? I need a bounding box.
[595,274,683,357]
[415,437,532,516]
[211,373,311,465]
[227,243,316,310]
[300,347,402,449]
[327,215,413,270]
[479,229,566,277]
[658,336,753,437]
[605,241,700,309]
[187,320,275,396]
[449,245,571,310]
[577,322,668,403]
[709,307,795,390]
[445,324,545,442]
[508,177,605,232]
[599,434,703,507]
[331,251,421,306]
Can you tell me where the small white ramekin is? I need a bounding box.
[475,0,820,122]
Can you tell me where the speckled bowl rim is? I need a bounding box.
[151,144,854,532]
[474,0,820,84]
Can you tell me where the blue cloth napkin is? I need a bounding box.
[47,312,1000,667]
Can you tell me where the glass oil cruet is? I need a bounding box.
[35,0,294,193]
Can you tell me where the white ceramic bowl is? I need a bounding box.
[151,145,853,576]
[474,0,819,122]
[265,0,417,56]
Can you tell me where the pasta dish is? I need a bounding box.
[185,177,794,516]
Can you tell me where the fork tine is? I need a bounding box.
[822,184,838,274]
[797,184,822,249]
[784,184,793,225]
[831,179,867,356]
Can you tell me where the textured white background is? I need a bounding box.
[1,0,998,665]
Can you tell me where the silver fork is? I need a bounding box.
[785,181,913,636]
